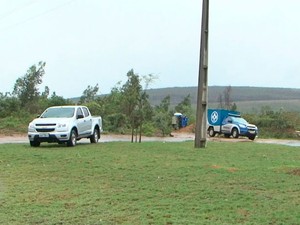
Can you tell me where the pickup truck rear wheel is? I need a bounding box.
[232,128,239,138]
[90,128,99,143]
[208,127,216,137]
[67,129,77,147]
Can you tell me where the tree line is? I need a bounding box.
[0,62,193,141]
[1,62,299,139]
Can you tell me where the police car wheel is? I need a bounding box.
[232,128,239,138]
[208,127,216,137]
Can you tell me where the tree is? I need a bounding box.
[136,74,156,141]
[175,94,193,116]
[218,85,237,111]
[142,74,158,90]
[0,93,20,117]
[174,94,194,126]
[155,95,171,113]
[217,93,224,109]
[12,61,46,112]
[47,92,72,107]
[120,70,155,142]
[223,85,232,110]
[154,95,172,136]
[79,84,99,104]
[136,91,153,142]
[231,102,237,111]
[121,69,143,142]
[97,83,126,132]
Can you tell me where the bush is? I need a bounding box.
[0,111,32,134]
[141,122,156,136]
[244,109,300,139]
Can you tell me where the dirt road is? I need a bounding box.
[0,132,195,144]
[0,133,300,146]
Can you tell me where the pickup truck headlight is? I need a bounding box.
[28,123,36,132]
[57,123,68,131]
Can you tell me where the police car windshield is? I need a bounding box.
[232,117,248,124]
[41,107,75,118]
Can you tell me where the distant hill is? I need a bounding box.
[145,86,300,113]
[71,86,300,113]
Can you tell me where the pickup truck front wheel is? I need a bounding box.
[30,140,40,147]
[90,128,99,143]
[67,129,77,147]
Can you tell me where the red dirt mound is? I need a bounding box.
[173,124,195,133]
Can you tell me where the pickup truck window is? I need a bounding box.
[76,108,84,118]
[82,107,90,117]
[41,107,75,118]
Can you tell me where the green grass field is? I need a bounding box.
[0,141,299,225]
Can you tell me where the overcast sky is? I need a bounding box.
[0,0,299,98]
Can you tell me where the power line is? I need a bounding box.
[0,0,38,22]
[0,0,76,33]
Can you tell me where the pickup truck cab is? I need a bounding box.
[207,109,258,140]
[28,105,103,147]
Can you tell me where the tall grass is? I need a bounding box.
[0,112,33,135]
[0,141,299,224]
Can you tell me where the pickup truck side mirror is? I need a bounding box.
[77,114,84,119]
[228,119,232,123]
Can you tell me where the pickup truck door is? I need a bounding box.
[82,107,92,134]
[76,108,86,136]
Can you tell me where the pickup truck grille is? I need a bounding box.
[36,123,56,126]
[36,128,55,132]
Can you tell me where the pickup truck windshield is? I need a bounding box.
[41,108,75,118]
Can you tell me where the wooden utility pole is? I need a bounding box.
[195,0,209,148]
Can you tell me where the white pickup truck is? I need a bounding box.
[28,105,103,147]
